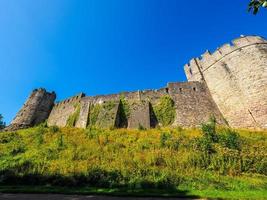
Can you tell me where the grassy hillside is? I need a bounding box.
[0,121,267,199]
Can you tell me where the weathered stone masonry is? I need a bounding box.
[184,35,267,128]
[5,88,56,131]
[6,35,267,130]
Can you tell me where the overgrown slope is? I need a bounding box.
[0,122,266,198]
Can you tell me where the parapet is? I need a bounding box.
[54,93,85,108]
[6,88,56,131]
[184,35,267,81]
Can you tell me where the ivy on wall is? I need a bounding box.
[154,95,176,127]
[66,103,81,127]
[119,96,130,118]
[89,104,102,126]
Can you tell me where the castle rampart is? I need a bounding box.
[6,35,267,131]
[6,88,56,131]
[184,35,267,128]
[47,93,85,127]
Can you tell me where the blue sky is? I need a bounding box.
[0,0,267,124]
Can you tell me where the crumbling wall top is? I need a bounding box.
[184,35,267,80]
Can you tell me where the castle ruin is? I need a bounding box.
[5,35,267,131]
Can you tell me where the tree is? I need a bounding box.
[249,0,267,14]
[0,114,6,130]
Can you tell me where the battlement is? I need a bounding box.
[5,88,56,131]
[8,35,267,130]
[54,93,85,107]
[184,35,267,81]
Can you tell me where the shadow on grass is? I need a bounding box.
[0,186,199,198]
[0,170,199,198]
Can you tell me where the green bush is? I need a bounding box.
[119,96,130,118]
[154,96,176,127]
[201,116,218,143]
[35,127,45,145]
[138,124,146,131]
[192,137,214,154]
[218,129,241,150]
[160,132,172,147]
[49,125,60,133]
[0,114,6,130]
[89,104,102,126]
[0,132,20,144]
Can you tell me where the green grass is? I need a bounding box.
[0,122,266,199]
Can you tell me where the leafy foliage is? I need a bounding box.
[248,0,267,14]
[119,96,130,118]
[66,104,81,127]
[154,96,176,127]
[0,114,6,130]
[89,104,102,126]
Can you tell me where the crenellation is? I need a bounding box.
[8,35,267,131]
[6,88,56,131]
[185,35,267,128]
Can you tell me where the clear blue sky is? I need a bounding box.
[1,0,267,124]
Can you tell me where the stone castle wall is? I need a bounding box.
[47,93,85,127]
[46,81,224,129]
[184,35,267,128]
[6,88,56,131]
[168,82,225,127]
[7,35,267,130]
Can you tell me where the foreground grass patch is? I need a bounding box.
[0,122,266,199]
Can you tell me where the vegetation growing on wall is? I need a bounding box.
[0,122,266,198]
[66,103,81,127]
[154,95,176,127]
[96,101,118,128]
[119,96,130,118]
[88,104,102,126]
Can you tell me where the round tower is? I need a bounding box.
[184,35,267,129]
[7,88,56,130]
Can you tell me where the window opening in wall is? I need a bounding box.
[193,87,196,91]
[189,68,192,75]
[165,88,169,93]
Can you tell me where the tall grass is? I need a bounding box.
[0,121,266,193]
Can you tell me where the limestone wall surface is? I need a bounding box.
[7,35,266,130]
[168,82,224,127]
[47,93,85,127]
[6,88,56,131]
[127,100,151,129]
[45,81,223,129]
[184,35,267,128]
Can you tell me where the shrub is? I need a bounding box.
[0,114,6,130]
[87,168,123,187]
[154,96,176,127]
[218,129,241,150]
[88,104,102,126]
[160,132,172,147]
[0,132,20,144]
[35,127,45,145]
[119,96,130,118]
[201,116,218,143]
[138,124,146,131]
[49,125,60,133]
[56,134,65,150]
[192,137,214,154]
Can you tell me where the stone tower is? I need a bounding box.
[184,35,267,129]
[6,88,56,131]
